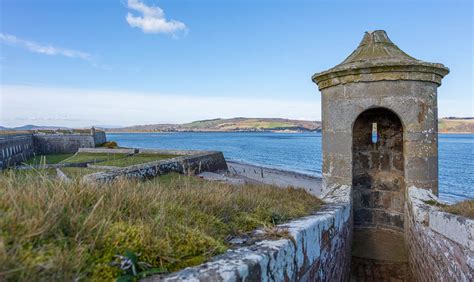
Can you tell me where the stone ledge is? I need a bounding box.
[143,185,351,282]
[78,148,138,154]
[143,203,351,281]
[408,186,474,252]
[139,149,213,155]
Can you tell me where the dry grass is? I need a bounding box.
[443,199,474,219]
[0,171,322,281]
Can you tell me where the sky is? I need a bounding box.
[0,0,472,127]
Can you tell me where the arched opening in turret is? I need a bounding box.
[351,107,410,280]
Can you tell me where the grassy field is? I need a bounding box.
[98,153,179,167]
[60,153,128,164]
[0,171,322,281]
[24,153,74,165]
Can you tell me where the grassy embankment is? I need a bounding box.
[98,153,179,167]
[25,154,74,165]
[0,171,322,281]
[60,153,129,164]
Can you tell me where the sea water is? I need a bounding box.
[107,132,473,203]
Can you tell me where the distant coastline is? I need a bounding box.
[2,117,473,134]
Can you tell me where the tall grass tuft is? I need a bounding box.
[443,199,474,219]
[0,171,322,281]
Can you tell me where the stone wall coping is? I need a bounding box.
[0,133,34,140]
[16,162,90,170]
[143,184,351,281]
[138,149,218,155]
[33,133,95,137]
[408,186,474,252]
[77,148,138,154]
[143,202,351,282]
[86,164,119,170]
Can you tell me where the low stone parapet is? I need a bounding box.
[84,151,228,183]
[77,148,138,154]
[138,149,211,155]
[143,185,352,282]
[406,186,473,281]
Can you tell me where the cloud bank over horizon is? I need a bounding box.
[0,85,321,128]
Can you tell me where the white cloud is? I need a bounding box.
[0,33,92,61]
[0,85,321,128]
[126,0,187,35]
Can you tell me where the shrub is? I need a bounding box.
[103,141,118,149]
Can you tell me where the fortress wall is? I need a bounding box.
[93,131,107,145]
[406,187,473,281]
[34,134,96,154]
[0,134,34,169]
[144,185,352,282]
[84,151,228,183]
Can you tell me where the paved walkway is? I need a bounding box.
[198,161,322,196]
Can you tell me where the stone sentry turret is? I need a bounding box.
[312,30,449,279]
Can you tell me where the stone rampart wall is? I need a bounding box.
[34,134,96,154]
[0,134,34,169]
[144,185,352,282]
[406,187,473,281]
[84,151,228,183]
[93,131,107,145]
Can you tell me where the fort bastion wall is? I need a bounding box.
[0,134,35,169]
[406,187,473,280]
[0,131,107,169]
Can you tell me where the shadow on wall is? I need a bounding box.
[351,107,409,280]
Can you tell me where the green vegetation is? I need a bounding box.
[61,153,128,164]
[423,199,446,207]
[24,153,74,165]
[98,153,179,167]
[60,167,103,179]
[442,199,474,219]
[99,141,118,149]
[0,171,322,281]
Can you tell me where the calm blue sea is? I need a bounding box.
[107,132,473,203]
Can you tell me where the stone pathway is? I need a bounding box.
[199,161,322,196]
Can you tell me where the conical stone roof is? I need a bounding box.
[312,30,449,90]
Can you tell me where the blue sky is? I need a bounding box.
[0,0,472,127]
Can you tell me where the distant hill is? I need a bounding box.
[0,124,68,131]
[439,118,474,133]
[108,118,322,133]
[3,117,473,133]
